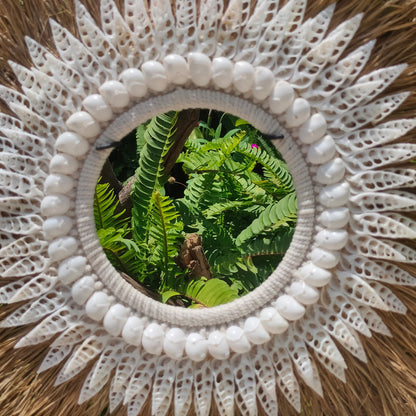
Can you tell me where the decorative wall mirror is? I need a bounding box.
[1,0,416,415]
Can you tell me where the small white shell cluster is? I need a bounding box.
[1,0,416,414]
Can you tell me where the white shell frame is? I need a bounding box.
[1,0,416,414]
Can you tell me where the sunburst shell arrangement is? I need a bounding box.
[1,0,416,415]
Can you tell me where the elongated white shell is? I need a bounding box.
[188,52,212,87]
[243,317,271,344]
[259,307,289,334]
[58,255,87,284]
[121,316,144,347]
[316,158,346,185]
[85,291,111,321]
[99,81,130,110]
[44,174,74,195]
[275,295,306,320]
[285,98,311,127]
[48,236,78,262]
[318,183,350,208]
[43,216,73,240]
[163,54,189,85]
[71,275,95,305]
[289,281,319,305]
[233,61,255,93]
[207,330,230,360]
[212,57,234,89]
[120,68,148,98]
[82,94,113,121]
[142,323,164,355]
[293,262,332,287]
[310,248,340,269]
[55,132,90,157]
[318,207,350,229]
[41,195,71,217]
[163,327,186,360]
[269,81,295,114]
[299,113,327,144]
[225,326,251,354]
[66,111,100,139]
[307,135,336,164]
[316,229,349,250]
[185,332,208,362]
[141,61,169,92]
[103,304,130,337]
[49,154,79,175]
[253,66,274,100]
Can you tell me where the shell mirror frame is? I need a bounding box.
[1,0,416,415]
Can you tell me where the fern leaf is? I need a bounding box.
[203,200,252,218]
[185,278,240,307]
[236,142,294,193]
[94,181,129,230]
[131,111,178,242]
[148,191,183,287]
[236,192,297,245]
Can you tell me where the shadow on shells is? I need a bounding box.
[1,0,416,415]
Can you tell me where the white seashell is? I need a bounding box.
[163,54,189,85]
[85,291,111,321]
[41,195,71,217]
[318,182,350,208]
[44,174,74,195]
[99,81,130,110]
[66,111,101,139]
[55,132,90,157]
[82,94,113,121]
[310,248,340,269]
[253,66,274,101]
[141,61,169,92]
[50,154,79,175]
[318,207,350,229]
[120,68,148,98]
[298,113,327,144]
[285,98,311,128]
[43,216,73,240]
[71,275,95,305]
[307,135,336,165]
[207,330,230,360]
[275,295,306,321]
[163,327,186,360]
[187,52,212,87]
[316,158,346,185]
[103,304,130,337]
[233,61,255,93]
[48,236,78,262]
[122,316,144,347]
[293,262,332,287]
[185,332,208,362]
[289,281,319,305]
[316,229,349,250]
[269,81,295,114]
[142,323,164,355]
[58,255,87,284]
[212,57,234,89]
[225,326,251,354]
[243,316,271,344]
[259,307,289,334]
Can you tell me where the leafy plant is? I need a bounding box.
[94,110,297,307]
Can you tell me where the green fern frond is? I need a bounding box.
[185,278,240,307]
[236,142,294,193]
[203,200,252,218]
[236,192,297,245]
[131,111,178,242]
[94,181,129,230]
[148,191,183,286]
